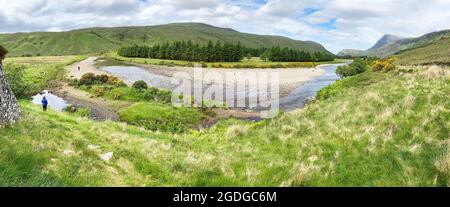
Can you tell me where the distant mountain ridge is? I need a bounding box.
[337,49,365,57]
[0,22,332,57]
[338,34,409,57]
[369,34,405,50]
[338,29,450,58]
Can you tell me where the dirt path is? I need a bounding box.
[67,57,110,79]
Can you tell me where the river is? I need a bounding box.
[100,64,344,111]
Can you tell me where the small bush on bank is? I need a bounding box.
[132,80,148,90]
[78,73,125,87]
[80,73,96,85]
[94,87,106,97]
[95,74,109,83]
[106,76,126,87]
[336,58,370,78]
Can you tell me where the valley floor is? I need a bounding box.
[68,56,329,97]
[0,56,449,187]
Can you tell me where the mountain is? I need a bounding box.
[337,49,365,57]
[338,29,450,60]
[338,34,408,57]
[0,23,332,57]
[369,34,405,50]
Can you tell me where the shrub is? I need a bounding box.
[372,57,397,72]
[336,58,369,78]
[80,73,96,85]
[94,87,106,97]
[0,45,8,60]
[156,90,172,103]
[142,87,158,101]
[4,64,28,98]
[106,76,126,87]
[132,80,148,90]
[95,74,109,83]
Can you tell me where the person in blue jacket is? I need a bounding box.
[41,96,48,111]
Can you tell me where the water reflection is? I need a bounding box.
[31,90,69,111]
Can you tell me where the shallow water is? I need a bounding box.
[102,66,177,90]
[280,64,344,110]
[101,64,343,111]
[31,90,69,111]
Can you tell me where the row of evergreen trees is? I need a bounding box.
[118,41,250,62]
[262,46,335,62]
[118,41,335,63]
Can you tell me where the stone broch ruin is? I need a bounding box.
[0,45,21,125]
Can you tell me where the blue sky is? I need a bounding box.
[1,0,450,53]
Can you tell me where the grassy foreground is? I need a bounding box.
[0,65,449,186]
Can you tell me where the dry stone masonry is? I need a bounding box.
[0,63,21,124]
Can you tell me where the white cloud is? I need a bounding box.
[1,0,450,53]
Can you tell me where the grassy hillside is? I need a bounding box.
[0,23,331,57]
[396,36,450,65]
[1,58,449,186]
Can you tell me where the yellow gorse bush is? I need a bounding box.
[372,57,397,72]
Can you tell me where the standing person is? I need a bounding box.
[78,66,81,71]
[41,96,48,111]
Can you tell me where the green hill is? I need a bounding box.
[0,23,331,57]
[396,33,450,65]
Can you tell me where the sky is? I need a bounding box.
[1,0,450,53]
